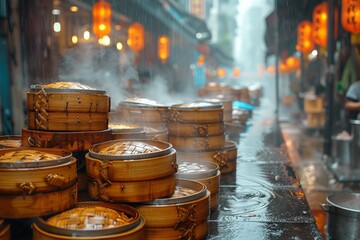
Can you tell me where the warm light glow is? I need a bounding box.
[92,0,112,38]
[233,67,241,77]
[217,67,226,78]
[114,24,121,31]
[311,49,318,56]
[285,56,300,72]
[267,66,275,74]
[71,35,78,44]
[342,0,360,33]
[83,30,90,40]
[197,55,205,66]
[127,22,145,52]
[70,6,78,12]
[312,2,338,47]
[53,22,61,32]
[158,35,170,62]
[116,42,123,50]
[102,35,111,46]
[52,9,60,15]
[296,21,314,54]
[98,37,104,45]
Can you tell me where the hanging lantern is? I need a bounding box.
[127,22,145,52]
[312,2,328,47]
[92,0,112,38]
[233,67,241,77]
[158,35,170,62]
[217,67,226,79]
[197,54,205,66]
[342,0,360,33]
[285,56,301,72]
[296,21,314,54]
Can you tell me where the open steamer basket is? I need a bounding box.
[33,202,145,240]
[86,139,177,202]
[0,148,77,218]
[134,179,210,240]
[177,140,238,174]
[27,82,110,131]
[176,161,220,211]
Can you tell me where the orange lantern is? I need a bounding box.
[217,67,226,78]
[279,62,288,74]
[197,54,205,66]
[158,35,170,62]
[266,65,275,74]
[92,0,112,38]
[296,21,314,54]
[127,22,145,52]
[312,2,328,47]
[233,67,241,77]
[342,0,360,33]
[285,56,301,72]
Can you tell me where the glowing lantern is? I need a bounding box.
[285,56,301,72]
[217,68,226,78]
[266,66,275,74]
[296,21,314,54]
[312,2,328,47]
[197,55,205,66]
[279,62,288,74]
[158,35,170,62]
[92,0,112,38]
[342,0,360,33]
[233,67,241,77]
[127,22,145,52]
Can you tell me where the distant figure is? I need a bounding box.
[344,80,360,131]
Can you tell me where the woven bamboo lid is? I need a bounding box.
[30,82,106,94]
[35,202,141,237]
[89,139,173,160]
[0,135,22,148]
[176,161,219,179]
[142,179,207,205]
[0,148,72,168]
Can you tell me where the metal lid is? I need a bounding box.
[35,202,141,237]
[142,179,207,205]
[171,102,222,110]
[327,192,360,213]
[89,139,173,160]
[0,148,72,168]
[176,161,219,179]
[30,82,106,94]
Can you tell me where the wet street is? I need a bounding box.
[207,97,323,239]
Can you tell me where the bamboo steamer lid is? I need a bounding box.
[0,135,22,149]
[109,123,146,140]
[89,139,173,160]
[169,102,223,124]
[0,219,10,240]
[135,179,209,240]
[176,161,220,210]
[198,97,233,122]
[33,202,145,239]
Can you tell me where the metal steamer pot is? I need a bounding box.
[331,136,352,167]
[321,192,360,240]
[350,120,360,168]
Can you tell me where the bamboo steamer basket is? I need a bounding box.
[176,161,220,211]
[27,82,110,113]
[86,139,176,202]
[230,85,250,103]
[33,202,145,240]
[169,102,223,123]
[108,123,146,140]
[21,127,112,151]
[134,179,210,240]
[168,122,224,137]
[0,219,10,240]
[177,140,237,174]
[0,135,22,149]
[199,82,231,98]
[27,82,110,131]
[114,98,169,128]
[27,111,108,131]
[0,183,77,219]
[88,174,176,203]
[143,127,169,142]
[199,97,233,122]
[168,134,225,151]
[86,150,177,181]
[0,148,76,194]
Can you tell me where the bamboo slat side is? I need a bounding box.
[168,122,224,137]
[168,134,225,151]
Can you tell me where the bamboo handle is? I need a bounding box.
[44,173,66,188]
[19,182,36,194]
